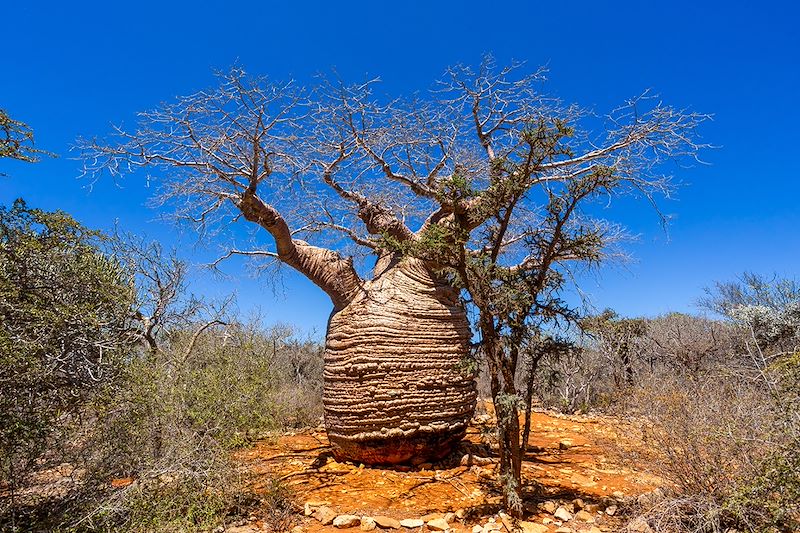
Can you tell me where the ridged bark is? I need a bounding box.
[323,255,477,464]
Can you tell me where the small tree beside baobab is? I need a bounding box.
[80,58,707,515]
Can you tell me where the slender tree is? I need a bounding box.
[79,59,707,508]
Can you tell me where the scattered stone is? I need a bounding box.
[400,518,425,528]
[481,523,502,532]
[629,518,654,533]
[305,500,330,515]
[427,518,450,531]
[314,506,337,526]
[519,521,549,533]
[543,517,553,525]
[554,506,573,522]
[472,525,483,533]
[575,510,595,523]
[554,527,572,533]
[587,527,603,533]
[360,516,377,531]
[541,500,557,514]
[572,498,585,509]
[611,490,625,500]
[421,513,441,522]
[559,440,573,450]
[291,527,303,533]
[455,509,467,519]
[333,515,361,528]
[373,516,402,530]
[584,503,602,513]
[605,505,618,516]
[444,512,456,523]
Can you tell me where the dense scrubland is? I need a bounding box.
[1,201,798,532]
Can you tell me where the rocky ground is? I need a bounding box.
[231,406,663,533]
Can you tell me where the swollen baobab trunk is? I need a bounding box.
[324,255,476,464]
[235,192,477,464]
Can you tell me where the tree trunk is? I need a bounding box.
[323,255,477,464]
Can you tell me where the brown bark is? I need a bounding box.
[485,338,524,518]
[238,190,362,309]
[323,255,477,464]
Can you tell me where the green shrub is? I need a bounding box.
[0,199,135,502]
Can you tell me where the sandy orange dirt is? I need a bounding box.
[235,406,661,532]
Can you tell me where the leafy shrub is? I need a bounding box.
[0,200,135,503]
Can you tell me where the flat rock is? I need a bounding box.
[554,506,573,522]
[314,506,337,526]
[373,516,402,530]
[575,510,595,523]
[333,515,361,528]
[519,521,549,533]
[427,518,450,531]
[400,518,425,528]
[360,517,377,531]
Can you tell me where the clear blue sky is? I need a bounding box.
[2,1,798,335]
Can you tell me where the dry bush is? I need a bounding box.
[518,288,799,532]
[73,321,319,531]
[620,323,800,533]
[531,342,609,413]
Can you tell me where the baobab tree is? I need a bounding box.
[80,58,707,512]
